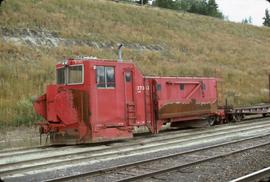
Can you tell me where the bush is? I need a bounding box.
[14,97,42,126]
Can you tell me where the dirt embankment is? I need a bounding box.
[0,27,164,51]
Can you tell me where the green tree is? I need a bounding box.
[189,0,208,15]
[207,0,223,18]
[136,0,148,5]
[154,0,224,19]
[179,0,192,11]
[154,0,179,10]
[187,0,223,18]
[263,9,270,27]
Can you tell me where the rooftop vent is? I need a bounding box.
[118,44,123,62]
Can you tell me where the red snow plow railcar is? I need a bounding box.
[34,56,222,144]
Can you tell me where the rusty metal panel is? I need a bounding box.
[71,89,89,125]
[158,100,217,119]
[151,77,218,122]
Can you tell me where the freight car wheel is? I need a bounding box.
[233,114,243,122]
[207,116,216,126]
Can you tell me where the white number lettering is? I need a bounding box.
[136,86,145,93]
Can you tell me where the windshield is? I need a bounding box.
[56,65,83,84]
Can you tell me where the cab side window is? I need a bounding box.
[106,67,115,87]
[96,66,115,88]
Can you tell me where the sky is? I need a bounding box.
[216,0,270,26]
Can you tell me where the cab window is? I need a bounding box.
[56,65,83,85]
[68,65,83,84]
[96,66,115,88]
[57,67,65,84]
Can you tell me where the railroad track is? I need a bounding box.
[47,134,270,182]
[0,116,267,157]
[1,114,264,151]
[0,115,266,153]
[1,120,270,171]
[1,119,270,181]
[0,115,266,157]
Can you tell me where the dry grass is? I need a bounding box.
[0,0,270,126]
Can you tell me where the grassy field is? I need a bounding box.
[0,0,270,126]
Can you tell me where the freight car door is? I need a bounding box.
[124,70,136,125]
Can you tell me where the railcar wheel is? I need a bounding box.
[208,116,216,126]
[233,114,243,122]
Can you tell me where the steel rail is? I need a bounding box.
[230,167,270,182]
[0,145,73,159]
[0,145,48,155]
[45,132,270,182]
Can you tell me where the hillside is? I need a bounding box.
[0,0,270,126]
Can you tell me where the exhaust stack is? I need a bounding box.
[118,44,123,62]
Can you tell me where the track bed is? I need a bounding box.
[1,118,270,182]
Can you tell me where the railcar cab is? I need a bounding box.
[35,57,146,144]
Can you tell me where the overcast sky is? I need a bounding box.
[216,0,270,26]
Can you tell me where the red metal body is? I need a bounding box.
[34,58,219,144]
